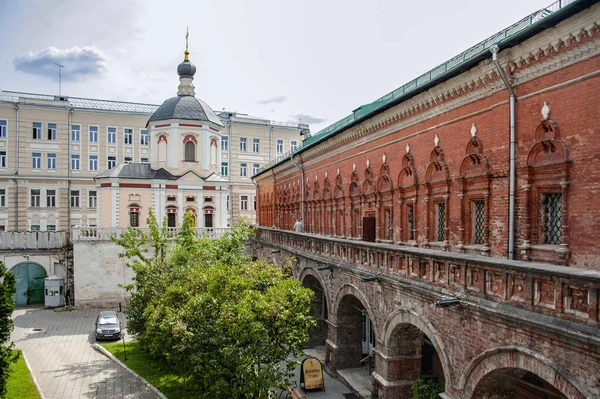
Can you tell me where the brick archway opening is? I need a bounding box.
[301,274,328,348]
[327,294,374,371]
[375,323,445,398]
[472,368,567,399]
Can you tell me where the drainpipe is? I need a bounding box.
[14,104,19,231]
[68,106,73,231]
[491,44,516,260]
[289,155,305,226]
[228,118,232,226]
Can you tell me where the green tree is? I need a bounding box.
[0,262,19,397]
[116,212,316,398]
[412,378,444,399]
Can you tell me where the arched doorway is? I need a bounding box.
[332,293,375,370]
[11,262,47,305]
[473,369,567,399]
[301,274,328,348]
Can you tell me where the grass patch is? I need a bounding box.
[101,340,195,398]
[6,351,41,399]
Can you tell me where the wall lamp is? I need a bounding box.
[361,275,379,282]
[435,298,461,307]
[270,250,281,254]
[317,265,331,271]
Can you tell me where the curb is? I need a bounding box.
[92,343,168,399]
[21,351,46,399]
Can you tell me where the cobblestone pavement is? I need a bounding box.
[11,305,161,399]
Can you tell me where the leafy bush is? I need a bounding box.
[115,210,316,398]
[0,262,19,397]
[412,378,444,399]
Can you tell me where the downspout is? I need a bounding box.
[289,155,305,226]
[228,118,232,226]
[68,106,73,231]
[14,104,19,231]
[491,44,516,260]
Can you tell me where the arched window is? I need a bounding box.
[184,141,196,162]
[129,205,140,227]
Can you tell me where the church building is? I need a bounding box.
[95,43,228,230]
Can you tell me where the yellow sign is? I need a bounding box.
[302,357,324,390]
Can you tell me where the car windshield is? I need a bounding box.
[98,316,118,325]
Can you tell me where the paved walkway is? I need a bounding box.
[11,305,161,399]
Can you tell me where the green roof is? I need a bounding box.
[254,0,592,177]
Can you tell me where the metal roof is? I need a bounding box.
[95,163,178,180]
[0,90,159,114]
[148,95,224,127]
[253,0,592,178]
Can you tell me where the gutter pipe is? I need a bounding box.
[289,155,305,226]
[68,106,73,231]
[14,104,19,231]
[490,44,516,260]
[228,118,232,226]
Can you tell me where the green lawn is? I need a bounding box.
[101,341,196,399]
[6,351,41,399]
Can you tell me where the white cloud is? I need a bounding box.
[256,96,287,105]
[290,113,327,125]
[13,46,108,81]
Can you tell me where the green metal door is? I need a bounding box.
[11,263,47,305]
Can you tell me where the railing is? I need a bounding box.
[254,0,582,177]
[0,231,68,250]
[255,228,600,327]
[71,227,229,241]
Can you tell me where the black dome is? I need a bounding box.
[148,95,223,127]
[177,60,196,78]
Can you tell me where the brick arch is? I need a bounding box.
[183,134,198,144]
[380,309,451,387]
[298,266,332,313]
[157,134,168,144]
[459,346,590,399]
[331,283,378,336]
[527,139,570,167]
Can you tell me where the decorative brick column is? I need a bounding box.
[325,314,363,371]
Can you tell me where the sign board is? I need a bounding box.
[301,357,324,390]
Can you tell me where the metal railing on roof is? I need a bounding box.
[253,0,580,177]
[0,90,159,114]
[218,111,309,130]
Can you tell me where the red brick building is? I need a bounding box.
[253,1,600,398]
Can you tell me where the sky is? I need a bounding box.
[0,0,554,133]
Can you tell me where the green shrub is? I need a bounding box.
[412,378,444,399]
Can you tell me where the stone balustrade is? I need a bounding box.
[0,231,68,250]
[256,227,600,327]
[72,227,229,241]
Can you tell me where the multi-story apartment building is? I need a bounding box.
[218,111,309,225]
[0,91,307,231]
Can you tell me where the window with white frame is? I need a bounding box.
[221,136,229,151]
[46,189,56,207]
[71,154,80,170]
[124,128,133,145]
[70,190,80,208]
[253,138,259,153]
[32,153,41,169]
[240,195,248,211]
[184,141,196,162]
[140,129,149,146]
[88,191,97,208]
[221,161,228,176]
[47,153,56,170]
[0,189,5,207]
[0,151,6,168]
[33,122,42,139]
[253,163,259,175]
[0,120,6,138]
[141,157,149,164]
[47,123,57,140]
[290,140,298,152]
[240,163,247,177]
[31,225,40,231]
[47,225,56,231]
[240,137,247,152]
[89,126,98,143]
[107,127,116,144]
[124,156,133,164]
[107,156,116,169]
[31,189,41,207]
[130,208,140,227]
[71,125,80,142]
[253,196,256,211]
[89,155,98,171]
[276,139,283,154]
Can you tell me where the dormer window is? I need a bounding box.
[184,140,196,162]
